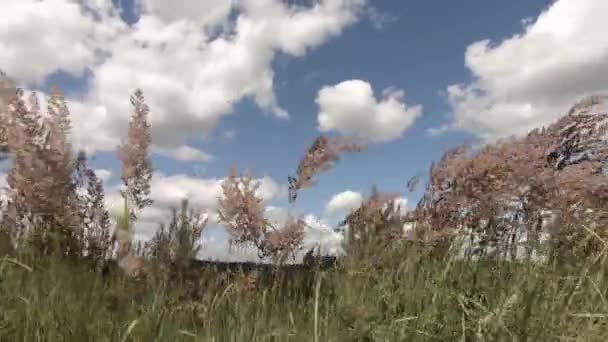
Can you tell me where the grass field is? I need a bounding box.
[2,240,608,341]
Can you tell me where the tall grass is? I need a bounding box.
[2,240,608,341]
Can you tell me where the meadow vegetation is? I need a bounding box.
[1,72,608,340]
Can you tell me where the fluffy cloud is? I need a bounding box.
[325,190,363,215]
[223,129,237,140]
[0,0,105,85]
[197,234,264,263]
[94,169,112,183]
[325,190,408,217]
[256,176,288,203]
[0,173,7,212]
[443,0,608,141]
[364,6,398,30]
[393,197,409,215]
[155,145,214,162]
[302,214,344,256]
[136,0,233,27]
[317,80,422,142]
[264,205,290,228]
[1,0,367,157]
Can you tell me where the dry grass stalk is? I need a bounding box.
[118,89,153,222]
[411,94,608,258]
[217,166,306,261]
[2,88,83,256]
[0,77,121,262]
[115,89,154,277]
[0,70,16,159]
[218,166,269,246]
[340,186,405,254]
[288,135,364,204]
[74,151,113,261]
[112,226,147,279]
[260,217,306,261]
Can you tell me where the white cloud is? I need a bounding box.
[94,169,112,183]
[317,80,422,142]
[393,197,409,215]
[0,172,7,204]
[155,145,213,162]
[302,214,344,256]
[264,205,290,228]
[136,0,233,28]
[364,6,397,30]
[0,0,108,85]
[198,234,264,262]
[325,190,363,215]
[444,0,608,141]
[1,0,367,158]
[223,129,237,140]
[0,173,8,213]
[256,176,288,203]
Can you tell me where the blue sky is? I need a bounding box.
[2,0,606,261]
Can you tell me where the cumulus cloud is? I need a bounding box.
[325,190,408,217]
[325,190,363,215]
[223,129,237,141]
[136,0,233,27]
[1,0,367,157]
[0,0,106,85]
[256,176,288,203]
[443,0,608,141]
[317,80,422,142]
[393,197,409,215]
[364,6,398,30]
[155,145,213,162]
[264,205,290,228]
[302,214,344,256]
[0,173,7,204]
[198,233,264,262]
[94,169,112,183]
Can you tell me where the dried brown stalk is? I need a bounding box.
[118,89,154,222]
[288,135,364,204]
[217,166,306,261]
